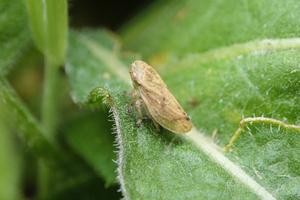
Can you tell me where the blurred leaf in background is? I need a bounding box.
[64,111,117,186]
[0,0,29,76]
[0,0,31,198]
[0,115,21,200]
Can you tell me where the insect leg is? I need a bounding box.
[130,90,146,127]
[152,119,161,131]
[135,98,145,127]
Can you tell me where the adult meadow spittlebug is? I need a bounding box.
[129,60,192,134]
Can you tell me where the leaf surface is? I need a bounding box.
[66,1,300,197]
[0,0,30,75]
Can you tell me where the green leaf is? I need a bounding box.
[26,0,68,66]
[40,153,110,200]
[227,124,300,199]
[64,111,117,186]
[161,47,300,145]
[26,0,69,140]
[66,8,300,199]
[157,48,300,200]
[66,29,130,104]
[121,0,300,60]
[0,80,86,198]
[0,0,56,158]
[0,0,30,75]
[0,79,59,160]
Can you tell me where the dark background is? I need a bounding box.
[69,0,153,30]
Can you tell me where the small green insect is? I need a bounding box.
[130,60,192,134]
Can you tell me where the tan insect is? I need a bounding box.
[129,60,192,134]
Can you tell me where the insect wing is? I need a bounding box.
[138,67,192,133]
